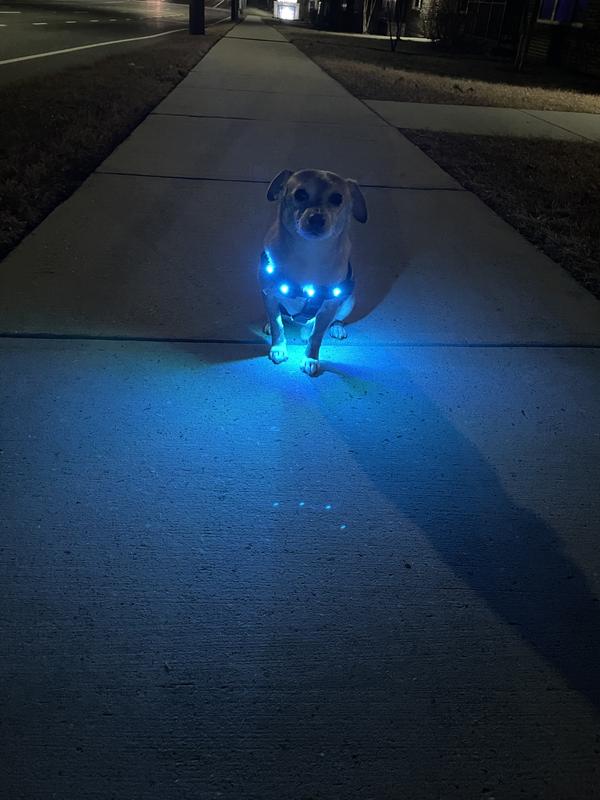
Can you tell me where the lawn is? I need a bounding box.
[277,24,600,112]
[0,23,232,263]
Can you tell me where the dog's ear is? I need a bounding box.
[267,170,293,202]
[347,179,368,223]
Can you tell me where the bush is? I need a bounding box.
[422,0,466,49]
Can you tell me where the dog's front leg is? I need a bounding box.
[262,290,288,364]
[301,299,341,377]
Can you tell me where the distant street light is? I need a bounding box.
[189,0,205,34]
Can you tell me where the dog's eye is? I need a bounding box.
[294,188,309,203]
[329,192,343,207]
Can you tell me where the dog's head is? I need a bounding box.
[267,169,367,241]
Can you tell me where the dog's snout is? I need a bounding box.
[308,212,326,230]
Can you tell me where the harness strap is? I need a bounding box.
[260,251,355,302]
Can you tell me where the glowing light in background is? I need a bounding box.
[274,1,299,20]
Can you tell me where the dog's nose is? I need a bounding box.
[308,212,325,230]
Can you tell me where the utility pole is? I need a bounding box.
[189,0,205,34]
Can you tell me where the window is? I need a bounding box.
[538,0,588,23]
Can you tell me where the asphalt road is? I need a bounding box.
[0,0,231,84]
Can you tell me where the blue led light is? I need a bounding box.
[332,287,342,297]
[303,285,316,298]
[325,504,332,510]
[265,251,276,274]
[280,283,290,295]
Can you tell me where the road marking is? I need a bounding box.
[0,27,187,66]
[32,22,48,25]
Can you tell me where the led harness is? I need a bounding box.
[261,250,355,309]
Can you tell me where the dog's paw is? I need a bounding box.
[329,320,347,340]
[300,356,320,377]
[269,344,288,364]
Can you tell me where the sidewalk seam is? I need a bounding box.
[95,169,466,191]
[2,333,599,348]
[520,110,594,143]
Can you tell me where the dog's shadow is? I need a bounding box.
[306,361,600,711]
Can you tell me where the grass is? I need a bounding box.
[275,24,600,112]
[402,131,600,299]
[0,23,232,262]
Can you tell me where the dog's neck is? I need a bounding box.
[265,224,351,285]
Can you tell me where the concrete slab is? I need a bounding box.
[98,115,459,187]
[1,336,599,799]
[1,174,599,344]
[525,109,600,142]
[186,23,344,96]
[155,86,386,125]
[365,100,589,140]
[225,14,287,40]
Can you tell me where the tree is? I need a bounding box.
[363,0,378,32]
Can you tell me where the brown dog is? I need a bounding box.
[259,169,367,376]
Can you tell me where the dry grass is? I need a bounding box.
[277,25,600,112]
[401,131,600,298]
[0,24,232,262]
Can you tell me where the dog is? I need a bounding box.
[259,168,367,376]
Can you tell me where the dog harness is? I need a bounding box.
[260,250,355,324]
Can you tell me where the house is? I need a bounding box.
[310,0,600,74]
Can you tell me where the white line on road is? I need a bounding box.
[32,22,48,25]
[0,27,187,66]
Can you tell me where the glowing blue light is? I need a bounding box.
[280,283,290,295]
[299,501,305,507]
[272,501,280,507]
[265,251,276,274]
[303,285,316,298]
[324,504,332,510]
[332,287,342,297]
[340,524,347,530]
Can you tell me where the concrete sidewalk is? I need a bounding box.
[366,100,600,141]
[1,14,600,800]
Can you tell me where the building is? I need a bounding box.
[310,0,600,74]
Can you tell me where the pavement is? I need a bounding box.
[1,13,600,800]
[366,100,600,141]
[0,0,230,87]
